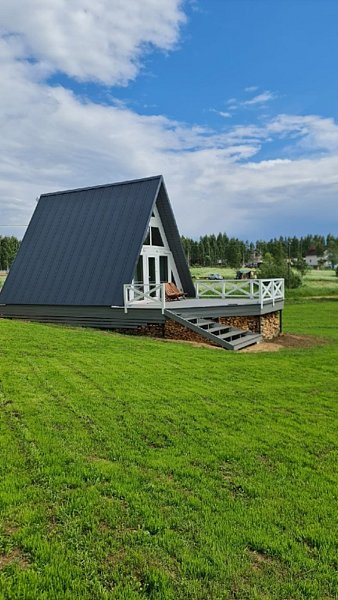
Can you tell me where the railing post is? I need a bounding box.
[259,279,263,309]
[195,281,200,299]
[161,283,165,314]
[249,280,254,299]
[124,285,128,313]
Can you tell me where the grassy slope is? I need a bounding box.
[0,304,338,600]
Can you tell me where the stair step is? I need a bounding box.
[203,324,231,334]
[164,309,262,351]
[229,334,262,350]
[218,328,247,341]
[187,318,215,326]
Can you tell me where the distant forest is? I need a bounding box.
[1,233,338,271]
[181,233,338,267]
[0,236,21,270]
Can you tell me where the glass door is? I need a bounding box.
[136,250,174,301]
[148,256,156,297]
[159,255,168,283]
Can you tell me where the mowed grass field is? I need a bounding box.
[287,270,338,299]
[190,267,338,300]
[0,301,337,599]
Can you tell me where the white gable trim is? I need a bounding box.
[134,203,182,289]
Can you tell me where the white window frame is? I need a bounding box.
[133,205,182,294]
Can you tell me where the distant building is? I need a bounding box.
[304,249,331,268]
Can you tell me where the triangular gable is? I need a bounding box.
[155,181,195,297]
[0,176,195,306]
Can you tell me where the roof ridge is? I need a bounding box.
[40,175,163,198]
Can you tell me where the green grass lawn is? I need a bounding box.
[0,302,337,599]
[286,269,338,300]
[190,266,338,300]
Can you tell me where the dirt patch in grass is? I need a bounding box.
[247,548,287,576]
[0,548,30,570]
[2,523,19,536]
[249,549,274,571]
[241,333,326,353]
[100,327,325,353]
[153,332,325,353]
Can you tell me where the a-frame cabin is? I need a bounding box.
[0,176,284,350]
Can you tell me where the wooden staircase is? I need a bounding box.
[164,309,262,351]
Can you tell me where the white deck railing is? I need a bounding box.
[124,278,284,312]
[195,278,284,308]
[124,283,166,313]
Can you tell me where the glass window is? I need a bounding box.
[135,255,143,283]
[148,257,156,284]
[143,228,150,245]
[151,227,164,246]
[160,256,168,282]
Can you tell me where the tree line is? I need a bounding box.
[181,233,338,268]
[0,237,21,270]
[1,232,338,272]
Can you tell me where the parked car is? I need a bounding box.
[207,273,223,280]
[235,268,256,280]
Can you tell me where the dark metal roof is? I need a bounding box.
[0,175,195,306]
[156,181,195,298]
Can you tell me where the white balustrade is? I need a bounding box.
[124,283,165,313]
[195,278,284,307]
[124,279,284,312]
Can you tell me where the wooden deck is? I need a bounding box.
[167,297,284,317]
[127,296,284,318]
[0,280,284,337]
[124,279,285,316]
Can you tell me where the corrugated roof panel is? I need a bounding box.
[157,182,196,298]
[1,177,161,306]
[0,175,195,306]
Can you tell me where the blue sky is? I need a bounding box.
[1,0,338,240]
[111,0,338,125]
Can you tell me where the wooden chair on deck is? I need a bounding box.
[165,282,186,301]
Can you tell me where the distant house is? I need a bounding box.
[304,249,331,268]
[0,176,284,350]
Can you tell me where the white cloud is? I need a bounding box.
[224,90,277,113]
[210,108,232,118]
[0,0,186,85]
[1,6,338,240]
[242,90,277,106]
